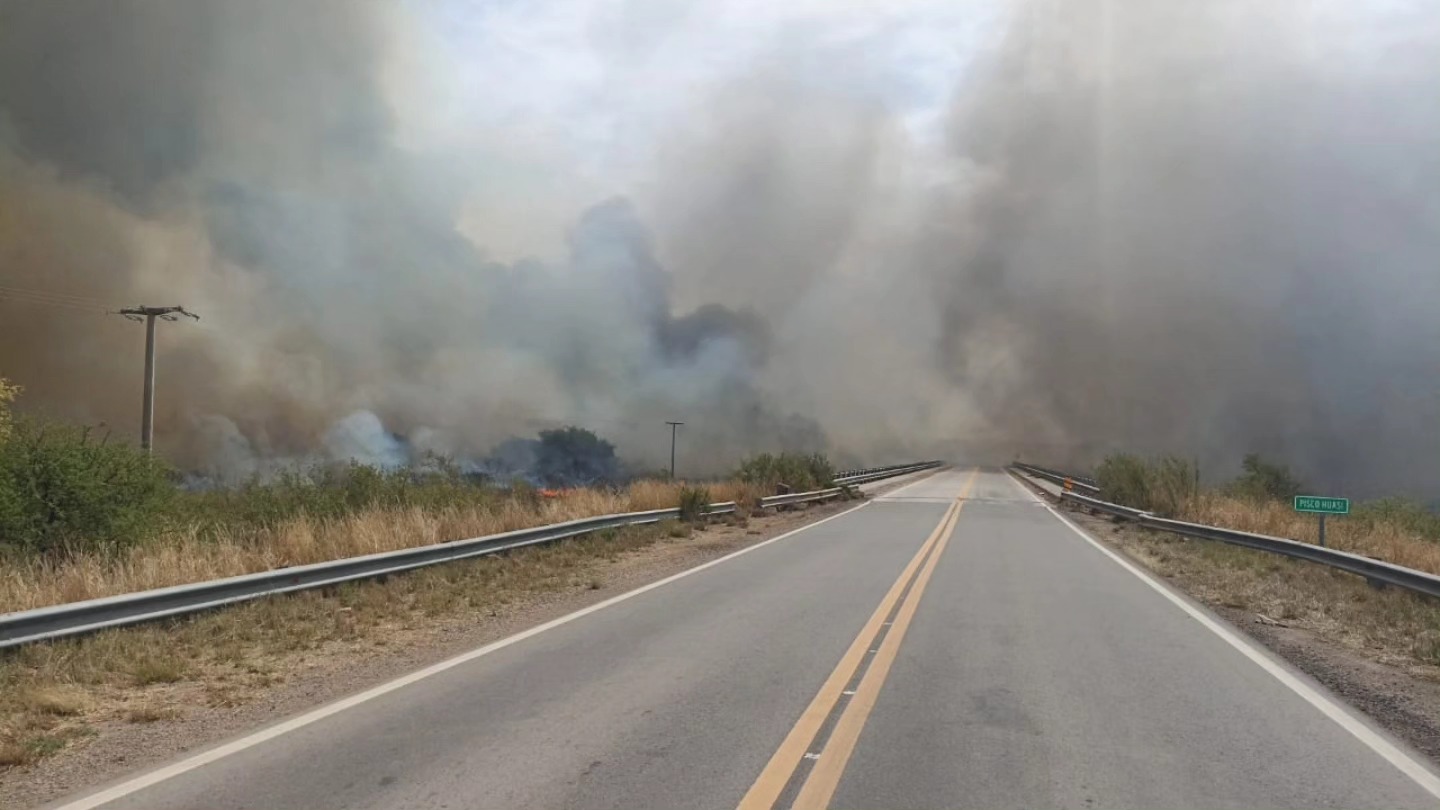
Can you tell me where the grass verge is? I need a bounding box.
[0,511,767,773]
[0,479,758,613]
[1078,510,1440,673]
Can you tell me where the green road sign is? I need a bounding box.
[1294,495,1349,515]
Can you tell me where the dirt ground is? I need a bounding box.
[0,497,869,810]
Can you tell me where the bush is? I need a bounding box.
[534,427,619,487]
[1095,453,1198,517]
[1353,498,1440,543]
[735,453,835,493]
[677,485,710,523]
[0,419,176,556]
[0,377,18,444]
[1226,453,1304,502]
[176,457,491,533]
[1096,454,1150,509]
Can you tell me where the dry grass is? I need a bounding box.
[1182,493,1440,576]
[0,479,760,613]
[0,474,779,773]
[1078,489,1440,675]
[124,706,179,724]
[1105,524,1440,671]
[0,517,717,769]
[18,687,87,718]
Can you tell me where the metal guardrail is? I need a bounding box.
[1012,466,1440,601]
[0,461,943,650]
[757,461,944,510]
[835,461,942,486]
[836,461,939,480]
[1012,462,1100,494]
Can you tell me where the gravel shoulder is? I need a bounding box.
[1,498,870,810]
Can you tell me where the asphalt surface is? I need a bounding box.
[54,470,1440,809]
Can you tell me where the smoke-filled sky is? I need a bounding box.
[0,0,1437,494]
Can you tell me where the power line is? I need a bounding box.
[0,288,112,314]
[0,283,113,307]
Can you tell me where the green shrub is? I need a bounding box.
[1353,498,1440,543]
[1226,453,1304,502]
[677,485,710,523]
[0,419,176,556]
[0,377,18,444]
[735,453,835,492]
[176,457,492,534]
[1095,453,1198,517]
[1096,453,1150,509]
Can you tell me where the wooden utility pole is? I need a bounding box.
[116,305,199,453]
[666,421,684,479]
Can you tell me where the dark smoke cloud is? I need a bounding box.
[1,0,1437,495]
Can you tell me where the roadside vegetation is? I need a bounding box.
[0,382,849,612]
[1073,450,1440,676]
[0,379,868,773]
[734,452,835,493]
[0,518,686,768]
[1092,451,1440,575]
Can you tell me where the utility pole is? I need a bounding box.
[116,305,199,453]
[666,421,684,479]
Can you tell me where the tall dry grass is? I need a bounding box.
[1182,493,1440,577]
[0,479,760,613]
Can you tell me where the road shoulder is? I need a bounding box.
[1,499,864,810]
[1011,471,1440,769]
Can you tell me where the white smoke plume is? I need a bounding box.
[0,0,1436,494]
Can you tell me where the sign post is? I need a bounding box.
[1293,495,1349,547]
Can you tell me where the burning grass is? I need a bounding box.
[0,479,760,613]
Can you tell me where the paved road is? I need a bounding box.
[53,470,1440,809]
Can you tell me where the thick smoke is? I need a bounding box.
[1,0,1437,494]
[0,0,827,480]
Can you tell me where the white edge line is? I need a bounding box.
[53,500,874,810]
[1004,471,1440,799]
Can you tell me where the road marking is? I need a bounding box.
[735,497,960,810]
[791,473,972,810]
[738,468,977,810]
[52,501,879,810]
[1005,471,1440,800]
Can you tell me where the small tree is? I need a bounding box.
[0,377,18,444]
[1228,453,1304,502]
[534,427,620,487]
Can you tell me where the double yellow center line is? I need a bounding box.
[738,468,978,810]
